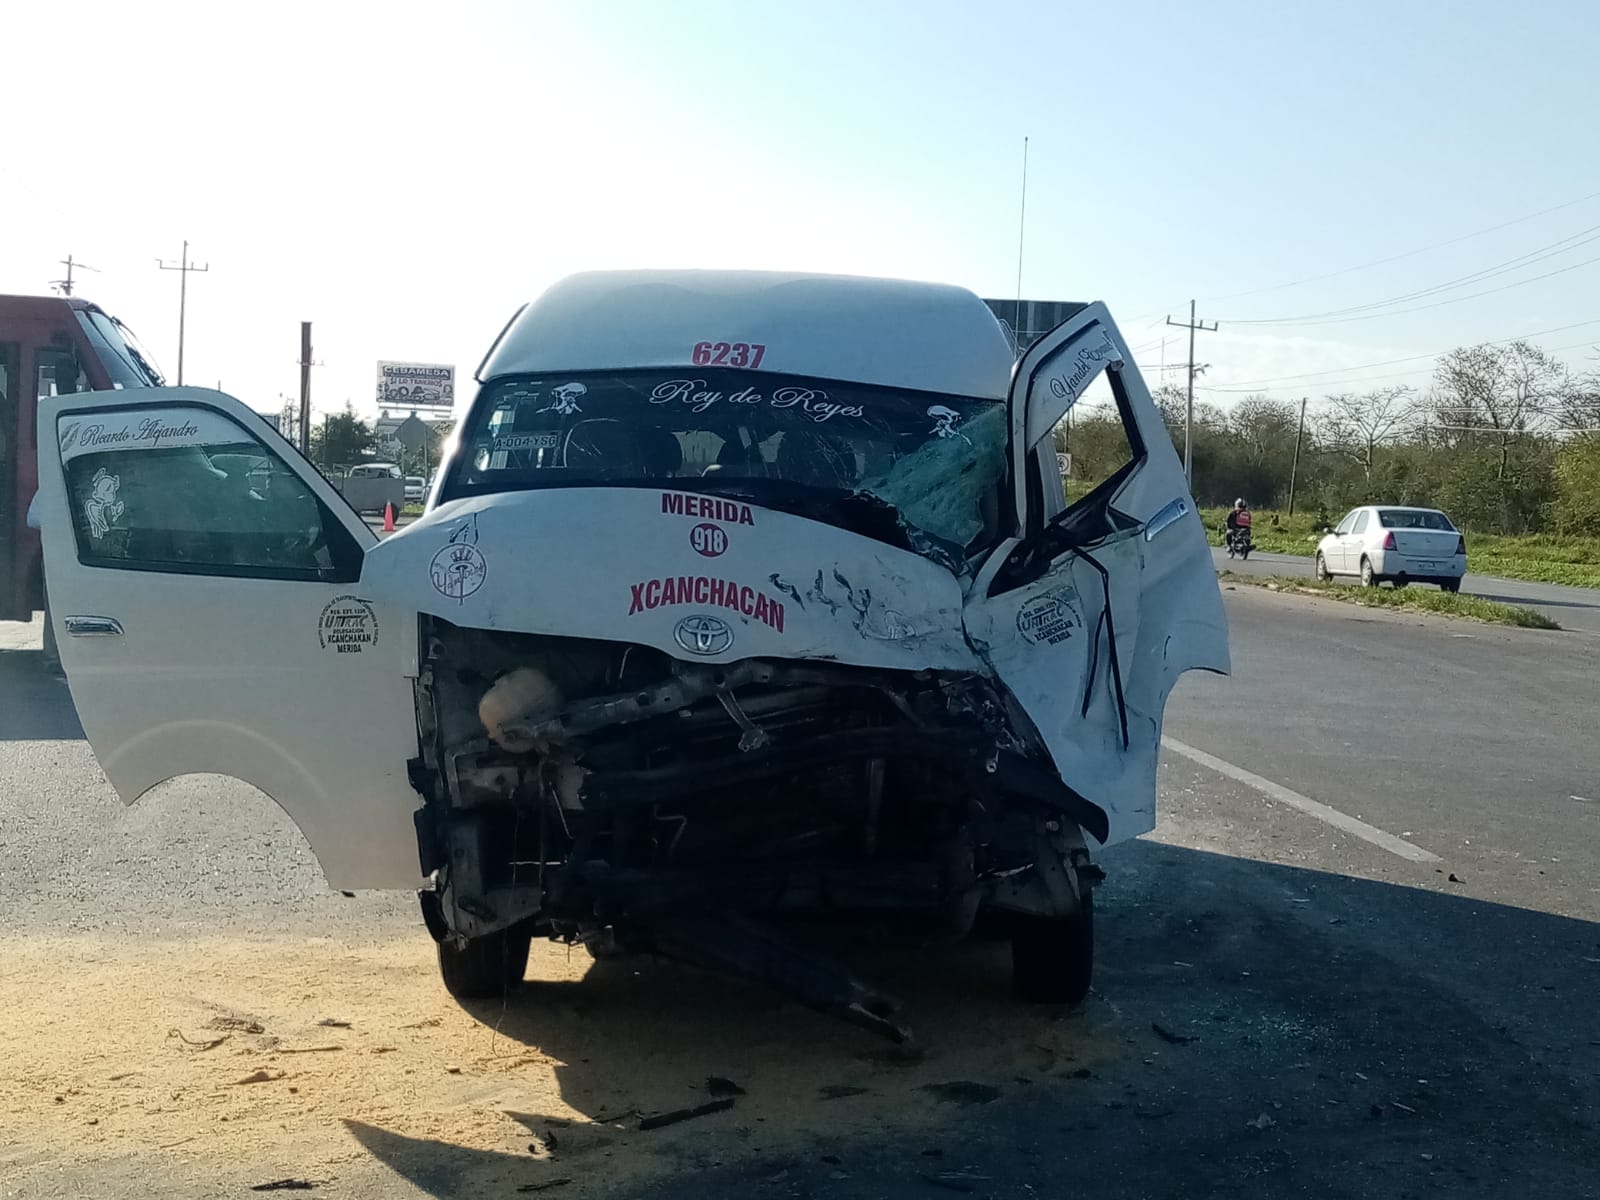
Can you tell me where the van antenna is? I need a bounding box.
[1014,136,1029,326]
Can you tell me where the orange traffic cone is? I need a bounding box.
[382,502,396,533]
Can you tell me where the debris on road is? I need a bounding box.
[277,1045,345,1054]
[1246,1113,1277,1130]
[515,1180,574,1194]
[207,1016,266,1034]
[819,1085,872,1100]
[638,1097,736,1131]
[920,1169,991,1193]
[316,1019,352,1029]
[249,1180,323,1192]
[232,1070,285,1086]
[706,1076,746,1097]
[1151,1021,1195,1045]
[167,1028,228,1052]
[919,1081,1001,1106]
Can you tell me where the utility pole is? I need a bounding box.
[51,255,98,296]
[298,322,313,456]
[1287,396,1308,516]
[1166,300,1218,484]
[158,240,209,385]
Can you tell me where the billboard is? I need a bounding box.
[982,299,1089,354]
[376,361,455,410]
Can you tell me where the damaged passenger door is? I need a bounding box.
[36,388,425,889]
[966,306,1228,847]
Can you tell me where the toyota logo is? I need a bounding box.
[673,614,734,656]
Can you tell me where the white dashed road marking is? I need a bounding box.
[1162,736,1443,864]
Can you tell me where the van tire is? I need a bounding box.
[1011,894,1094,1006]
[437,927,532,999]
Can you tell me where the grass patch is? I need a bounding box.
[1201,507,1600,589]
[1218,571,1560,630]
[1457,532,1600,589]
[401,503,426,517]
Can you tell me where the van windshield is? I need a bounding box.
[74,308,166,388]
[445,369,1008,565]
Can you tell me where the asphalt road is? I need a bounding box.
[2,589,1597,1198]
[1212,544,1600,635]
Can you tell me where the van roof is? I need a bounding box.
[477,270,1019,400]
[0,294,95,318]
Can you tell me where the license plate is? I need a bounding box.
[1414,560,1437,571]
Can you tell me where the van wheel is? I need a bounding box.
[1441,579,1461,594]
[437,927,532,999]
[1011,894,1094,1006]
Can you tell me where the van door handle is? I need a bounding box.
[64,615,124,637]
[1144,497,1190,541]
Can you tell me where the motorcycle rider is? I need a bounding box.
[1225,498,1252,552]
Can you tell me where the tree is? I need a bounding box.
[1213,396,1299,507]
[1556,372,1600,435]
[1151,384,1188,441]
[1318,386,1419,484]
[309,403,377,471]
[1431,342,1565,481]
[1055,413,1132,487]
[1552,436,1600,535]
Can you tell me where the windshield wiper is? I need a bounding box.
[111,317,166,386]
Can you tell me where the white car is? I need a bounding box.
[348,462,401,479]
[404,476,426,504]
[1315,505,1466,591]
[36,271,1227,1037]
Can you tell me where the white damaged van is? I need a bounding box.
[38,270,1227,1038]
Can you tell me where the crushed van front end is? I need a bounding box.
[410,615,1107,1037]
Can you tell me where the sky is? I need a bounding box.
[3,0,1598,427]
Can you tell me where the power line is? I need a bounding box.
[1198,186,1600,305]
[1226,223,1600,325]
[1200,335,1600,396]
[1218,251,1600,330]
[1225,223,1600,326]
[1200,317,1600,390]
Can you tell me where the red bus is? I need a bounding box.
[0,294,164,624]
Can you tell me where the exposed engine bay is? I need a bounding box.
[411,615,1108,1039]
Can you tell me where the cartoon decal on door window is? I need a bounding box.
[85,468,125,539]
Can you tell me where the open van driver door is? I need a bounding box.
[36,387,423,889]
[964,303,1229,847]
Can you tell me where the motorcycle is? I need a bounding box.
[1225,524,1253,560]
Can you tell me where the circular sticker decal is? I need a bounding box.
[1016,588,1078,645]
[690,522,728,558]
[318,595,380,654]
[430,543,487,603]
